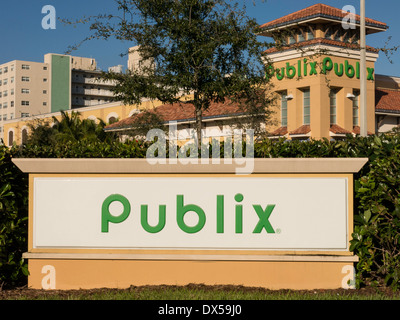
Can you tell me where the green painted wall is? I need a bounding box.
[51,55,70,112]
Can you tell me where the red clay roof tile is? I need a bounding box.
[330,124,352,134]
[352,126,374,135]
[105,100,244,130]
[289,125,311,135]
[269,126,288,136]
[375,89,400,112]
[259,3,387,30]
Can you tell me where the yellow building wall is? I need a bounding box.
[3,99,163,146]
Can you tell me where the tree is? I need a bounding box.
[65,0,275,145]
[26,111,117,146]
[120,110,167,140]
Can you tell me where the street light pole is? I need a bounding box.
[360,0,367,137]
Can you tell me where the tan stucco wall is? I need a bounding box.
[267,54,376,139]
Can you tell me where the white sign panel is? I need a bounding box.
[33,177,348,251]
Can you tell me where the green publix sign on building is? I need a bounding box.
[267,57,375,81]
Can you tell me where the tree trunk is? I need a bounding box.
[195,104,203,148]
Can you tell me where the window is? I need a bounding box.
[21,129,28,144]
[3,102,8,109]
[342,31,348,42]
[351,33,360,44]
[108,117,117,124]
[43,78,48,82]
[280,92,288,127]
[0,103,2,109]
[303,89,310,125]
[3,67,8,73]
[43,66,48,70]
[10,77,14,83]
[353,90,360,126]
[3,90,7,97]
[10,65,14,71]
[289,34,296,44]
[10,101,14,107]
[0,68,2,74]
[298,31,305,42]
[21,88,30,94]
[43,102,47,106]
[21,101,30,106]
[43,90,47,94]
[0,80,2,86]
[10,89,14,95]
[21,113,30,118]
[22,76,30,82]
[330,89,337,125]
[334,30,341,41]
[22,64,30,70]
[3,79,7,85]
[3,114,7,121]
[8,131,13,146]
[325,28,332,39]
[10,113,14,120]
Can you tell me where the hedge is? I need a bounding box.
[0,145,29,289]
[1,131,400,290]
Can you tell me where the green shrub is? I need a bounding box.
[350,136,400,290]
[16,139,149,159]
[2,131,400,290]
[255,133,400,290]
[0,145,29,289]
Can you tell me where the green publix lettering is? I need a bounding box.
[267,57,374,81]
[101,194,276,234]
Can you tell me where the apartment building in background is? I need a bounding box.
[0,60,50,139]
[0,53,121,141]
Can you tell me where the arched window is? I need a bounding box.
[22,128,28,144]
[8,130,14,146]
[108,116,117,124]
[106,112,119,124]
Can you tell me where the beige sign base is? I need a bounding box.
[25,254,358,290]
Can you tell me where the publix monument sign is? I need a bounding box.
[13,158,367,290]
[268,57,375,81]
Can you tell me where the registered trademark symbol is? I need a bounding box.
[276,228,281,234]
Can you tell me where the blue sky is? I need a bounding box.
[1,0,399,76]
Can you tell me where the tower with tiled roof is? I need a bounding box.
[260,3,388,139]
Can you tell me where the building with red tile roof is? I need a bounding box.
[258,3,387,34]
[375,89,400,113]
[105,3,400,141]
[105,99,244,132]
[258,2,392,140]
